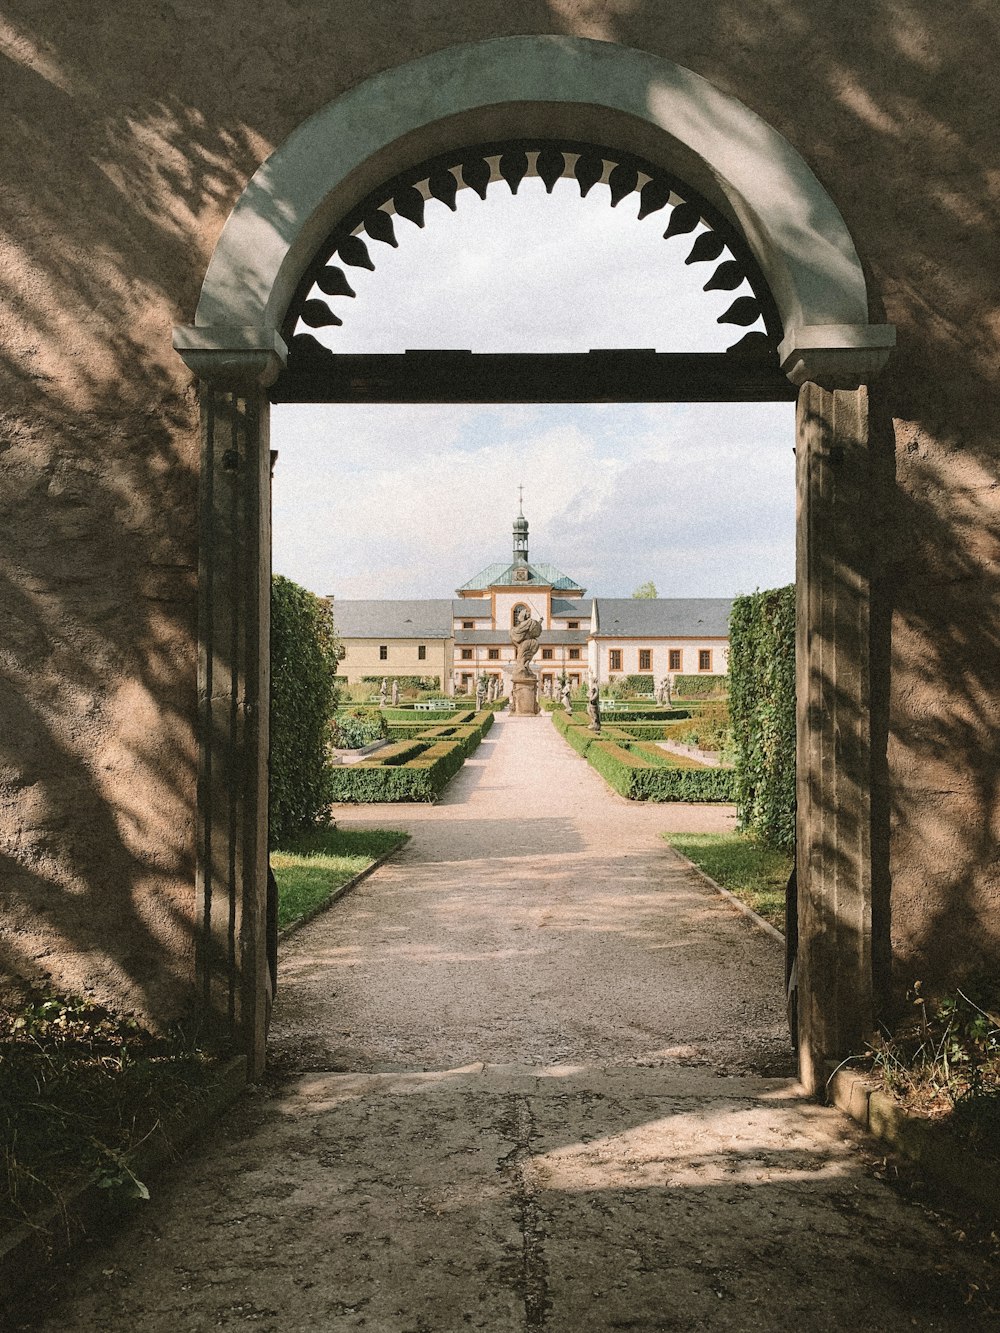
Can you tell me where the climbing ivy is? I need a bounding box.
[728,586,796,851]
[269,576,343,847]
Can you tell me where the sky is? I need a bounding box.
[271,171,795,601]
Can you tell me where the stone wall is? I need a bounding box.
[1,2,997,1021]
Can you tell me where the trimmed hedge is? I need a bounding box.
[586,741,736,801]
[549,712,735,801]
[270,575,343,847]
[729,586,796,850]
[328,711,494,802]
[674,674,729,698]
[623,674,655,694]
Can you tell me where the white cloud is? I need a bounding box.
[272,402,795,600]
[272,180,794,602]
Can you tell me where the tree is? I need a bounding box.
[269,576,343,846]
[631,581,658,599]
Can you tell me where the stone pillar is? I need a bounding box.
[795,384,874,1093]
[174,329,285,1078]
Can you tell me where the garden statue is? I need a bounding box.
[658,676,672,705]
[587,678,602,733]
[391,679,400,706]
[561,680,573,716]
[476,675,487,710]
[509,605,542,715]
[379,677,388,707]
[510,605,542,672]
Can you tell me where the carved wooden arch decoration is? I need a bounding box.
[175,35,894,391]
[279,138,784,362]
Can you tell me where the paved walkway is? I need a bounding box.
[22,715,997,1330]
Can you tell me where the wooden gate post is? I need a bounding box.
[175,330,285,1078]
[795,383,874,1093]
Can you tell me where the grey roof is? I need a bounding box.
[457,560,584,593]
[551,599,592,618]
[330,599,453,639]
[452,599,491,616]
[455,629,590,645]
[593,598,733,638]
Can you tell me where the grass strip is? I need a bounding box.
[271,825,408,928]
[663,831,791,930]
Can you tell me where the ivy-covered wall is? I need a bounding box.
[728,586,795,851]
[270,576,343,847]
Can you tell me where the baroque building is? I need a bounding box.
[332,508,731,695]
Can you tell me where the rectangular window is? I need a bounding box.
[568,647,580,661]
[668,649,682,671]
[567,621,579,629]
[609,649,622,672]
[541,647,554,660]
[487,648,500,660]
[418,644,426,661]
[462,620,474,629]
[461,648,473,661]
[638,649,652,672]
[699,649,713,672]
[570,673,581,686]
[379,645,388,661]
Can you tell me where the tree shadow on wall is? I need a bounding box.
[1,0,998,1027]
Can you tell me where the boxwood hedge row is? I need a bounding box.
[673,674,729,698]
[550,713,735,802]
[586,741,736,801]
[328,711,494,802]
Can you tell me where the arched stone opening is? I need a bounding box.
[175,36,894,1092]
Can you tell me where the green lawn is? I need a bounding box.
[662,831,791,931]
[272,826,408,929]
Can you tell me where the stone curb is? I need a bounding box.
[277,836,409,942]
[826,1066,1000,1221]
[667,848,785,944]
[0,1052,248,1314]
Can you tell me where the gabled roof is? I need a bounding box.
[457,560,584,593]
[593,598,733,638]
[329,599,453,639]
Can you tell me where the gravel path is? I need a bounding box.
[19,714,997,1330]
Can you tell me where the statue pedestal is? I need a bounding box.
[511,676,539,716]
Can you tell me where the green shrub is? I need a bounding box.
[331,708,387,749]
[674,674,729,698]
[729,586,795,850]
[270,576,343,846]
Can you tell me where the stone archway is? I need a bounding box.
[174,35,894,1090]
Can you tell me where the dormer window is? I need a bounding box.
[462,620,474,629]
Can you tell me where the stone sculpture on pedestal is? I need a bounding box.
[561,680,573,716]
[509,605,542,715]
[587,678,602,733]
[379,677,388,707]
[391,679,400,706]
